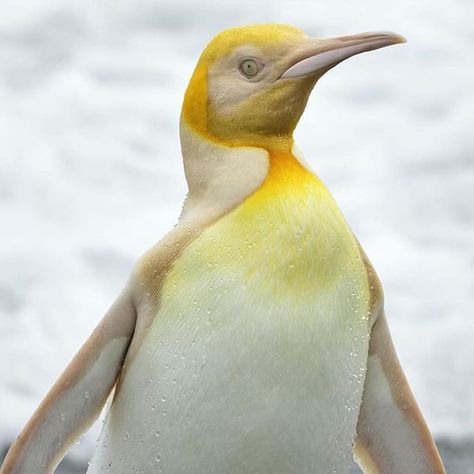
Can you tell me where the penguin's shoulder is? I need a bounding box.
[131,223,204,307]
[356,242,384,325]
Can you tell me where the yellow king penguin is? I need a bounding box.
[1,24,446,474]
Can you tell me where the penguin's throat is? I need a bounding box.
[255,146,326,203]
[267,148,312,184]
[179,121,326,223]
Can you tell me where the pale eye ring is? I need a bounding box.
[239,59,259,77]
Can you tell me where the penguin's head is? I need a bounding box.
[182,24,404,148]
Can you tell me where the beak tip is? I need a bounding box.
[386,31,407,45]
[395,34,407,44]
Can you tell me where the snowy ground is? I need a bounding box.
[0,0,473,471]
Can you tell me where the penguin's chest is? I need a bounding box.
[93,184,372,473]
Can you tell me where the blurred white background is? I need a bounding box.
[0,0,473,471]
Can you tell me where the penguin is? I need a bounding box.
[1,24,446,474]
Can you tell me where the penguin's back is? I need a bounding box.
[88,163,372,474]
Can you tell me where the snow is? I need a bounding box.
[0,0,473,465]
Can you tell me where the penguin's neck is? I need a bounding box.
[264,146,323,194]
[179,120,323,223]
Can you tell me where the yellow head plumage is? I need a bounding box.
[182,24,405,150]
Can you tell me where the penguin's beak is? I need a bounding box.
[281,31,406,79]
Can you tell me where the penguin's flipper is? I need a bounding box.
[0,288,136,474]
[353,312,445,473]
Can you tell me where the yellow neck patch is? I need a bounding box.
[257,147,322,197]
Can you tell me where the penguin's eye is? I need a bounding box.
[239,59,260,78]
